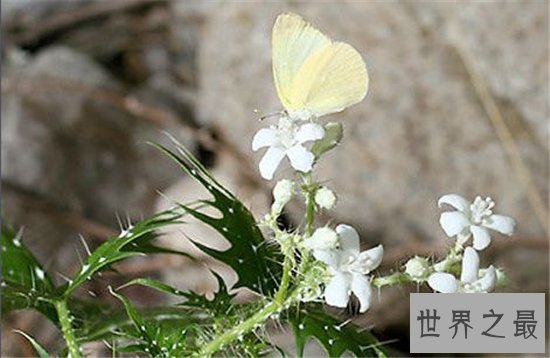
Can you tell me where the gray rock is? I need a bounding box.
[1,46,195,227]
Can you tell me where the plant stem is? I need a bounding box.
[300,173,316,281]
[372,272,414,287]
[303,174,316,237]
[54,300,82,358]
[200,300,281,357]
[274,255,292,304]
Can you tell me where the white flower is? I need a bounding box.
[315,187,336,210]
[303,227,338,251]
[438,194,516,250]
[311,224,383,313]
[404,256,430,281]
[271,179,295,214]
[428,247,496,293]
[252,117,325,180]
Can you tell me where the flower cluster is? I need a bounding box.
[253,106,517,315]
[253,110,386,312]
[425,194,516,293]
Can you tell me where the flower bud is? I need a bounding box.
[480,266,508,288]
[303,227,338,250]
[315,187,336,210]
[310,122,343,158]
[404,256,430,281]
[271,179,295,214]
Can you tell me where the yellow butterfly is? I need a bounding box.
[272,13,369,121]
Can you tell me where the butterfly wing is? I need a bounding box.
[272,13,368,117]
[290,42,369,117]
[272,13,331,111]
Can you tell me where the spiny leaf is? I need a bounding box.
[110,287,164,357]
[63,209,188,297]
[153,141,281,296]
[13,330,50,358]
[109,288,197,357]
[119,276,279,356]
[73,298,205,344]
[1,224,57,321]
[289,305,386,358]
[120,273,235,315]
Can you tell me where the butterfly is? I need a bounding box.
[271,13,369,121]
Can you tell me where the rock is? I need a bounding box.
[191,2,547,248]
[2,1,189,84]
[1,45,195,227]
[132,73,197,128]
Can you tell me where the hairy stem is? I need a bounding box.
[275,255,292,304]
[372,272,416,287]
[200,301,281,357]
[54,300,82,358]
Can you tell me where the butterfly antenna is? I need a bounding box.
[258,110,286,122]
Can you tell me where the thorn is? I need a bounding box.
[78,234,92,256]
[115,212,124,232]
[56,272,72,283]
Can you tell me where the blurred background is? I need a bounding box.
[1,1,548,356]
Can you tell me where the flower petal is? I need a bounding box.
[295,123,325,144]
[324,271,351,309]
[439,211,470,237]
[312,249,340,268]
[438,194,471,213]
[428,272,459,293]
[258,146,285,180]
[471,225,491,250]
[349,245,384,274]
[336,224,360,255]
[286,145,314,173]
[483,214,516,236]
[460,247,480,283]
[351,273,373,313]
[476,265,496,292]
[252,128,277,151]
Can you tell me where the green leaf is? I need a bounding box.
[110,287,167,357]
[1,224,57,321]
[288,305,386,358]
[72,298,205,344]
[120,273,235,315]
[153,141,281,296]
[63,209,188,297]
[13,330,50,358]
[109,288,198,357]
[118,276,279,356]
[311,122,343,158]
